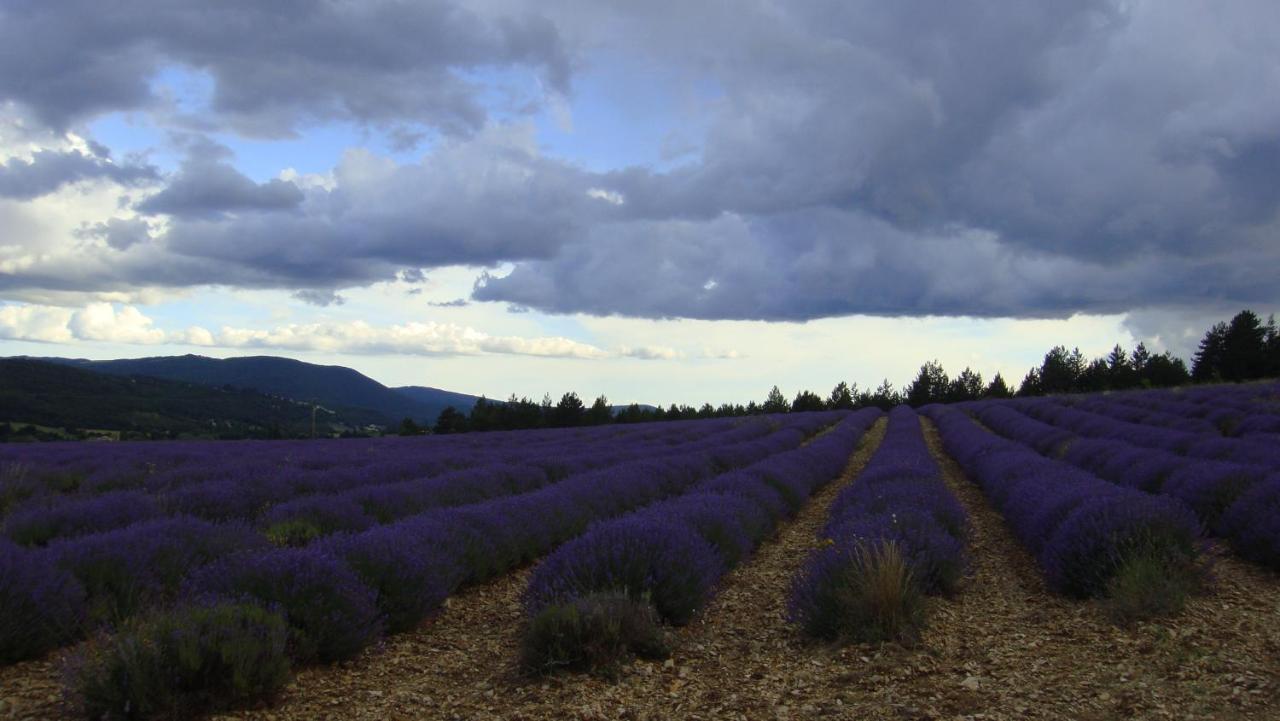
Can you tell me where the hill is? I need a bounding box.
[39,354,477,425]
[390,385,486,418]
[0,358,367,440]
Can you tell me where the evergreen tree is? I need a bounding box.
[906,360,949,406]
[539,393,554,426]
[1267,315,1280,376]
[1039,346,1084,394]
[1078,358,1110,393]
[762,386,790,414]
[983,372,1013,399]
[946,367,984,403]
[1144,352,1191,387]
[1220,310,1269,381]
[432,407,468,434]
[1192,321,1228,382]
[1131,343,1152,377]
[827,381,855,410]
[586,395,613,425]
[1017,367,1044,397]
[468,396,497,432]
[791,390,826,412]
[865,379,901,410]
[615,403,646,424]
[1105,344,1137,389]
[552,392,585,427]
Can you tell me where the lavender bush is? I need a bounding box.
[1,540,85,664]
[4,491,161,547]
[184,547,383,664]
[51,517,266,626]
[925,405,1206,616]
[523,516,724,625]
[68,601,291,720]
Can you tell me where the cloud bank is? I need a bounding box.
[0,302,687,361]
[0,0,1277,322]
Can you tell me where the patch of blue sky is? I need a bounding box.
[136,289,295,332]
[89,65,433,182]
[526,311,596,345]
[523,52,721,173]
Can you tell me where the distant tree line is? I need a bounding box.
[420,309,1280,434]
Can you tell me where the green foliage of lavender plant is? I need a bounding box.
[68,602,291,720]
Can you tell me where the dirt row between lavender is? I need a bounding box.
[4,415,1279,720]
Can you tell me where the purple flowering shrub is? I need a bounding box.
[788,539,925,644]
[825,511,967,595]
[927,405,1206,617]
[523,517,724,625]
[68,601,291,720]
[1,540,85,664]
[1040,495,1203,599]
[317,518,466,633]
[184,547,383,664]
[51,517,266,626]
[260,494,375,546]
[636,492,771,566]
[1218,477,1280,569]
[4,491,161,547]
[1160,461,1268,530]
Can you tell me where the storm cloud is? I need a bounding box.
[0,149,157,199]
[0,0,571,136]
[1,0,1278,321]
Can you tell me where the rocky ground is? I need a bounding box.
[3,416,1277,720]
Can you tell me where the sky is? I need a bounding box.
[0,0,1277,406]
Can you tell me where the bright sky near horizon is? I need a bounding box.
[0,1,1276,405]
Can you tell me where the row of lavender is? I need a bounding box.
[518,409,881,671]
[0,417,746,514]
[1010,396,1280,469]
[1,412,847,670]
[790,406,969,642]
[0,417,765,548]
[923,405,1203,607]
[969,400,1280,570]
[1064,381,1280,442]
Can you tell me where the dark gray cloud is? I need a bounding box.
[136,159,304,218]
[472,211,1280,320]
[75,217,152,250]
[0,0,571,136]
[291,289,345,307]
[0,149,157,199]
[2,0,1278,322]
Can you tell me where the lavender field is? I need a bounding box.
[2,385,1279,719]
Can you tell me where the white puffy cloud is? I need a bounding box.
[0,302,165,344]
[0,302,653,360]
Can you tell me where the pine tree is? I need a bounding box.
[762,386,790,414]
[1192,321,1228,381]
[983,372,1013,399]
[827,381,855,410]
[906,360,949,406]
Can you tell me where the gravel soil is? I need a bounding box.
[2,414,1277,720]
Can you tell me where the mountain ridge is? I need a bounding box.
[26,354,481,425]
